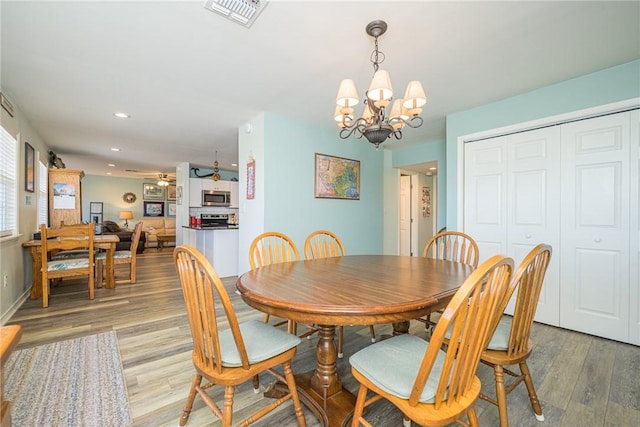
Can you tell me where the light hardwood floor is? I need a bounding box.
[7,250,639,426]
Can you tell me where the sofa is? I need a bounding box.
[139,218,176,249]
[102,220,146,253]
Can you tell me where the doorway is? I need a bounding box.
[399,162,438,256]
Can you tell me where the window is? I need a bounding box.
[38,157,48,228]
[0,126,17,237]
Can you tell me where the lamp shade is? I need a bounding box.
[336,79,360,108]
[402,81,427,109]
[367,70,393,102]
[119,211,133,220]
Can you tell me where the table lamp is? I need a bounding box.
[119,211,133,228]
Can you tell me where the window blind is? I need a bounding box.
[38,158,48,228]
[0,126,17,237]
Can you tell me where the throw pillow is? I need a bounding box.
[103,220,122,233]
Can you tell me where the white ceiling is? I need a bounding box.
[2,1,639,179]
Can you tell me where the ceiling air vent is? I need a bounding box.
[204,0,268,28]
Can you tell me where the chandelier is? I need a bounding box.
[334,20,426,149]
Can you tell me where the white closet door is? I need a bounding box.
[560,112,631,341]
[464,138,508,262]
[629,110,639,346]
[464,127,561,325]
[505,127,561,324]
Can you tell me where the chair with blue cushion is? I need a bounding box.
[40,222,96,308]
[174,245,306,427]
[479,244,552,427]
[96,222,143,286]
[349,254,514,427]
[417,230,480,331]
[304,229,376,358]
[249,232,316,339]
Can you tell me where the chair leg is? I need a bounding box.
[282,361,306,426]
[368,325,376,343]
[130,260,136,283]
[520,361,544,421]
[42,277,49,308]
[468,406,480,427]
[180,374,202,426]
[96,259,104,288]
[252,375,260,393]
[493,364,509,427]
[88,264,95,300]
[222,385,235,427]
[351,384,369,427]
[338,326,344,358]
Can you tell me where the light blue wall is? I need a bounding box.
[82,175,149,227]
[262,112,384,255]
[391,139,446,229]
[446,59,640,228]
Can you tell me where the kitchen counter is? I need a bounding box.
[182,227,238,277]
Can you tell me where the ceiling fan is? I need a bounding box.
[141,172,176,186]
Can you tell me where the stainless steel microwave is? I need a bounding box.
[202,190,231,207]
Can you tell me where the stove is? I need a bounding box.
[200,213,229,228]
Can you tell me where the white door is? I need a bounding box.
[560,111,631,341]
[464,137,508,262]
[464,127,561,325]
[505,127,561,324]
[631,110,640,345]
[400,175,411,256]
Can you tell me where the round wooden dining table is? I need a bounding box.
[236,254,475,427]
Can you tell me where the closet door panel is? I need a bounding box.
[630,110,639,345]
[560,112,630,342]
[505,128,561,324]
[464,139,507,263]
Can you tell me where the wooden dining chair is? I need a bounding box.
[249,232,316,339]
[417,230,480,330]
[479,244,552,427]
[96,222,143,286]
[349,254,513,427]
[174,245,306,427]
[303,229,376,358]
[40,222,96,308]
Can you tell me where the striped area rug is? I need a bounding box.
[4,331,131,426]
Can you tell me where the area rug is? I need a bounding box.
[4,331,132,426]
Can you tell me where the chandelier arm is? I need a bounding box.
[339,118,368,140]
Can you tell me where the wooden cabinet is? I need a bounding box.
[48,169,84,228]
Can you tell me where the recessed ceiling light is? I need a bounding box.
[429,167,437,170]
[108,163,115,167]
[110,147,121,152]
[113,112,130,119]
[106,172,113,175]
[232,163,237,167]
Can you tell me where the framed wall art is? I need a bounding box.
[143,201,165,217]
[314,153,360,200]
[167,202,177,217]
[142,183,165,200]
[167,185,177,201]
[246,157,255,200]
[24,142,35,192]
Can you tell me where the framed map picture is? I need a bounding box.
[314,153,360,200]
